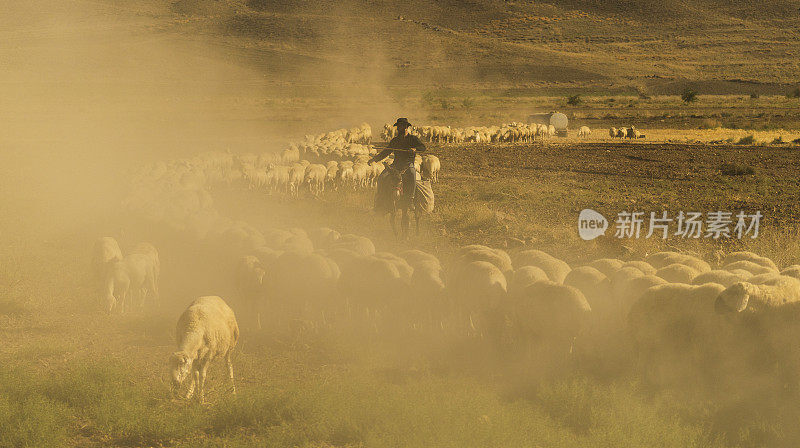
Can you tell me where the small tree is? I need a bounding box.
[681,89,698,103]
[567,94,582,106]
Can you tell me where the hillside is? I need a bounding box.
[146,0,800,94]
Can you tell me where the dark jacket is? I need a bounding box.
[373,134,426,166]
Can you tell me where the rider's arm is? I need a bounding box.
[410,135,426,152]
[370,148,391,164]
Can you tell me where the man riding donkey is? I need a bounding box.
[370,117,427,239]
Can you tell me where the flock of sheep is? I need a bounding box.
[104,124,799,402]
[382,122,557,143]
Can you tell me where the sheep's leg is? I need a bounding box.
[226,353,236,395]
[185,370,197,400]
[197,365,208,403]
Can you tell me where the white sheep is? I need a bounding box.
[622,260,656,275]
[103,253,158,313]
[645,251,711,273]
[92,236,123,281]
[421,155,441,182]
[456,245,513,276]
[715,276,800,313]
[586,258,624,277]
[509,266,550,296]
[721,251,779,271]
[628,283,726,384]
[449,260,507,334]
[722,260,775,276]
[513,249,571,283]
[692,269,748,288]
[578,126,591,138]
[780,265,800,280]
[656,263,699,284]
[131,242,160,289]
[170,296,239,402]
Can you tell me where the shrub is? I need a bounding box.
[735,134,756,145]
[787,87,800,99]
[699,118,721,129]
[681,89,698,103]
[720,162,755,176]
[750,92,760,99]
[566,95,582,106]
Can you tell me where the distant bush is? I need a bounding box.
[566,95,582,106]
[750,92,760,99]
[735,134,756,145]
[635,87,651,99]
[681,89,698,103]
[720,162,755,176]
[699,118,721,129]
[787,87,800,99]
[461,97,475,110]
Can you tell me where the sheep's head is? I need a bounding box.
[169,351,193,393]
[715,282,750,313]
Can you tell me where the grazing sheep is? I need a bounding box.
[513,249,571,283]
[131,242,160,287]
[656,263,699,284]
[270,251,340,327]
[715,276,800,313]
[609,127,617,138]
[170,296,239,402]
[92,236,123,281]
[329,234,375,257]
[578,126,591,138]
[104,253,158,313]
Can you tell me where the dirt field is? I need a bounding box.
[3,1,800,447]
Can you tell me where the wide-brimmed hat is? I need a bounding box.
[393,117,412,127]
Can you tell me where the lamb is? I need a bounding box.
[421,155,441,182]
[512,249,571,283]
[304,164,327,195]
[235,255,266,329]
[170,296,239,402]
[578,126,591,138]
[609,127,618,139]
[715,276,800,313]
[92,236,123,281]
